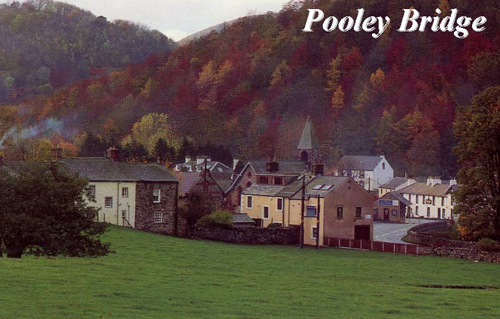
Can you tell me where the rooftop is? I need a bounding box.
[380,177,415,190]
[339,155,384,171]
[397,182,452,197]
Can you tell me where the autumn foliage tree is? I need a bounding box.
[454,86,500,241]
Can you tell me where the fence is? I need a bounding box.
[323,237,426,255]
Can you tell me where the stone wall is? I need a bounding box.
[135,181,179,235]
[191,226,300,245]
[407,221,500,263]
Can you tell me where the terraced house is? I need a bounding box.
[62,149,180,235]
[1,147,181,236]
[241,174,375,245]
[398,177,458,219]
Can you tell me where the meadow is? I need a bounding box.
[0,226,499,318]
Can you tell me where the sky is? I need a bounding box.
[18,0,290,41]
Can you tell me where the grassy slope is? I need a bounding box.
[0,226,499,318]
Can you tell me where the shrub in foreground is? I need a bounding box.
[196,210,233,229]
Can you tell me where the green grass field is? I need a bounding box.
[1,226,499,318]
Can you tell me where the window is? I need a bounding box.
[306,206,317,217]
[382,163,386,169]
[427,207,431,217]
[359,170,365,178]
[416,195,419,204]
[359,181,365,188]
[122,187,129,198]
[277,198,283,211]
[415,206,419,215]
[312,227,318,240]
[392,210,397,216]
[263,206,269,219]
[86,185,96,198]
[153,189,161,203]
[355,207,362,218]
[247,196,253,209]
[432,196,435,205]
[441,197,445,206]
[105,197,113,208]
[337,207,343,219]
[246,181,252,188]
[247,171,252,178]
[442,209,446,218]
[257,176,269,184]
[154,212,163,223]
[274,177,283,185]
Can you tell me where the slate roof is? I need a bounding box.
[397,182,452,197]
[243,184,287,196]
[297,116,319,150]
[173,172,202,196]
[233,213,256,225]
[290,176,348,199]
[339,155,383,171]
[211,172,233,193]
[379,192,412,206]
[249,160,308,175]
[60,158,177,182]
[380,177,414,190]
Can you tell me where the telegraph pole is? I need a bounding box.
[300,177,305,249]
[316,194,320,249]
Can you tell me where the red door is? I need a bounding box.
[383,208,390,221]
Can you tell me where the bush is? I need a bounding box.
[196,210,233,229]
[477,238,500,252]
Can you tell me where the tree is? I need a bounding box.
[123,113,179,155]
[153,138,175,164]
[0,163,109,258]
[454,86,500,240]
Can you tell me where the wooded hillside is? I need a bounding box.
[2,0,500,177]
[0,0,174,104]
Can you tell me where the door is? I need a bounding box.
[383,208,390,221]
[355,225,371,241]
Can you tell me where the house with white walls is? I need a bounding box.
[397,177,458,219]
[335,155,394,191]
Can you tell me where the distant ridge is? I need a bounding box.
[176,18,240,45]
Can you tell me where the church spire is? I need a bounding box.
[297,116,319,150]
[297,116,319,168]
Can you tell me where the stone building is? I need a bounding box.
[1,147,181,236]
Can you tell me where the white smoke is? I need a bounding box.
[0,118,65,149]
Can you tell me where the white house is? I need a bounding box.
[378,177,417,197]
[397,177,458,219]
[174,156,232,174]
[336,155,394,191]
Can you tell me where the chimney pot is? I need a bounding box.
[106,147,119,161]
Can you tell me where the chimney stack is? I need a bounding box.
[266,156,279,172]
[50,146,63,161]
[106,147,119,161]
[312,156,325,176]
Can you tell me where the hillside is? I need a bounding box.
[2,0,500,177]
[0,226,499,318]
[177,19,237,46]
[0,0,175,104]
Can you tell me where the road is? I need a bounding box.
[373,219,434,243]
